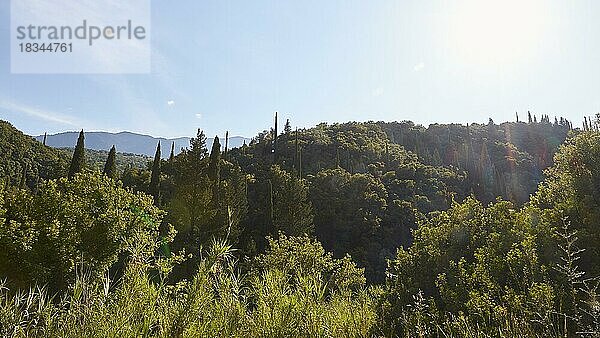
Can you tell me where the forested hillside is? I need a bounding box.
[0,121,68,188]
[1,116,599,337]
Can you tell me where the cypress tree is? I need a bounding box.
[294,128,299,169]
[169,142,175,163]
[68,130,85,179]
[42,132,47,146]
[298,147,302,178]
[103,145,117,179]
[224,131,229,161]
[208,136,221,182]
[516,112,519,122]
[149,142,161,205]
[528,111,532,123]
[273,112,278,161]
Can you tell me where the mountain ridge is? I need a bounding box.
[35,131,250,158]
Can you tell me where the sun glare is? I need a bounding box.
[446,0,550,66]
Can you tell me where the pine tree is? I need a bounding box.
[284,119,292,134]
[190,129,208,159]
[149,142,161,205]
[103,145,117,179]
[68,130,85,179]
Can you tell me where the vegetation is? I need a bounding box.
[1,115,599,337]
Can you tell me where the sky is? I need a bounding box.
[1,0,600,138]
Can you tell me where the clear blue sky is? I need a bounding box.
[1,0,600,138]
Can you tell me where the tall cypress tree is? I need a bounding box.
[103,145,117,179]
[272,112,279,162]
[68,130,85,179]
[149,142,161,205]
[169,141,175,163]
[42,132,47,146]
[224,131,229,161]
[208,136,221,182]
[294,128,299,173]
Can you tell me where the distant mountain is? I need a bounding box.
[35,131,250,158]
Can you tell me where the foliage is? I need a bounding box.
[0,237,376,338]
[0,120,68,189]
[0,172,164,293]
[68,130,85,179]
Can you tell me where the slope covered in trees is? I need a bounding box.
[0,121,68,189]
[1,118,599,337]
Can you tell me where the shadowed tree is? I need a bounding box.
[68,130,85,179]
[103,145,117,179]
[149,142,161,205]
[169,141,175,163]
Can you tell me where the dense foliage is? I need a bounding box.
[0,121,68,189]
[1,116,599,337]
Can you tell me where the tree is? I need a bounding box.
[103,145,117,179]
[169,141,175,163]
[68,130,85,179]
[531,131,600,276]
[0,172,164,292]
[208,136,221,183]
[149,142,161,205]
[189,129,208,159]
[19,163,27,189]
[224,131,229,161]
[284,119,292,134]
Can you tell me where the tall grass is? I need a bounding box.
[0,240,376,338]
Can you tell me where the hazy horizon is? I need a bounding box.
[2,0,600,138]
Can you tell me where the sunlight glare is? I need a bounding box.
[447,0,549,66]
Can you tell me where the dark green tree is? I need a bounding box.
[68,130,85,179]
[208,136,221,183]
[149,142,161,205]
[284,119,292,134]
[169,141,175,163]
[103,145,117,179]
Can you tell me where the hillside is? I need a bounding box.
[36,131,249,158]
[0,120,68,188]
[4,118,600,337]
[232,119,571,205]
[57,148,151,173]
